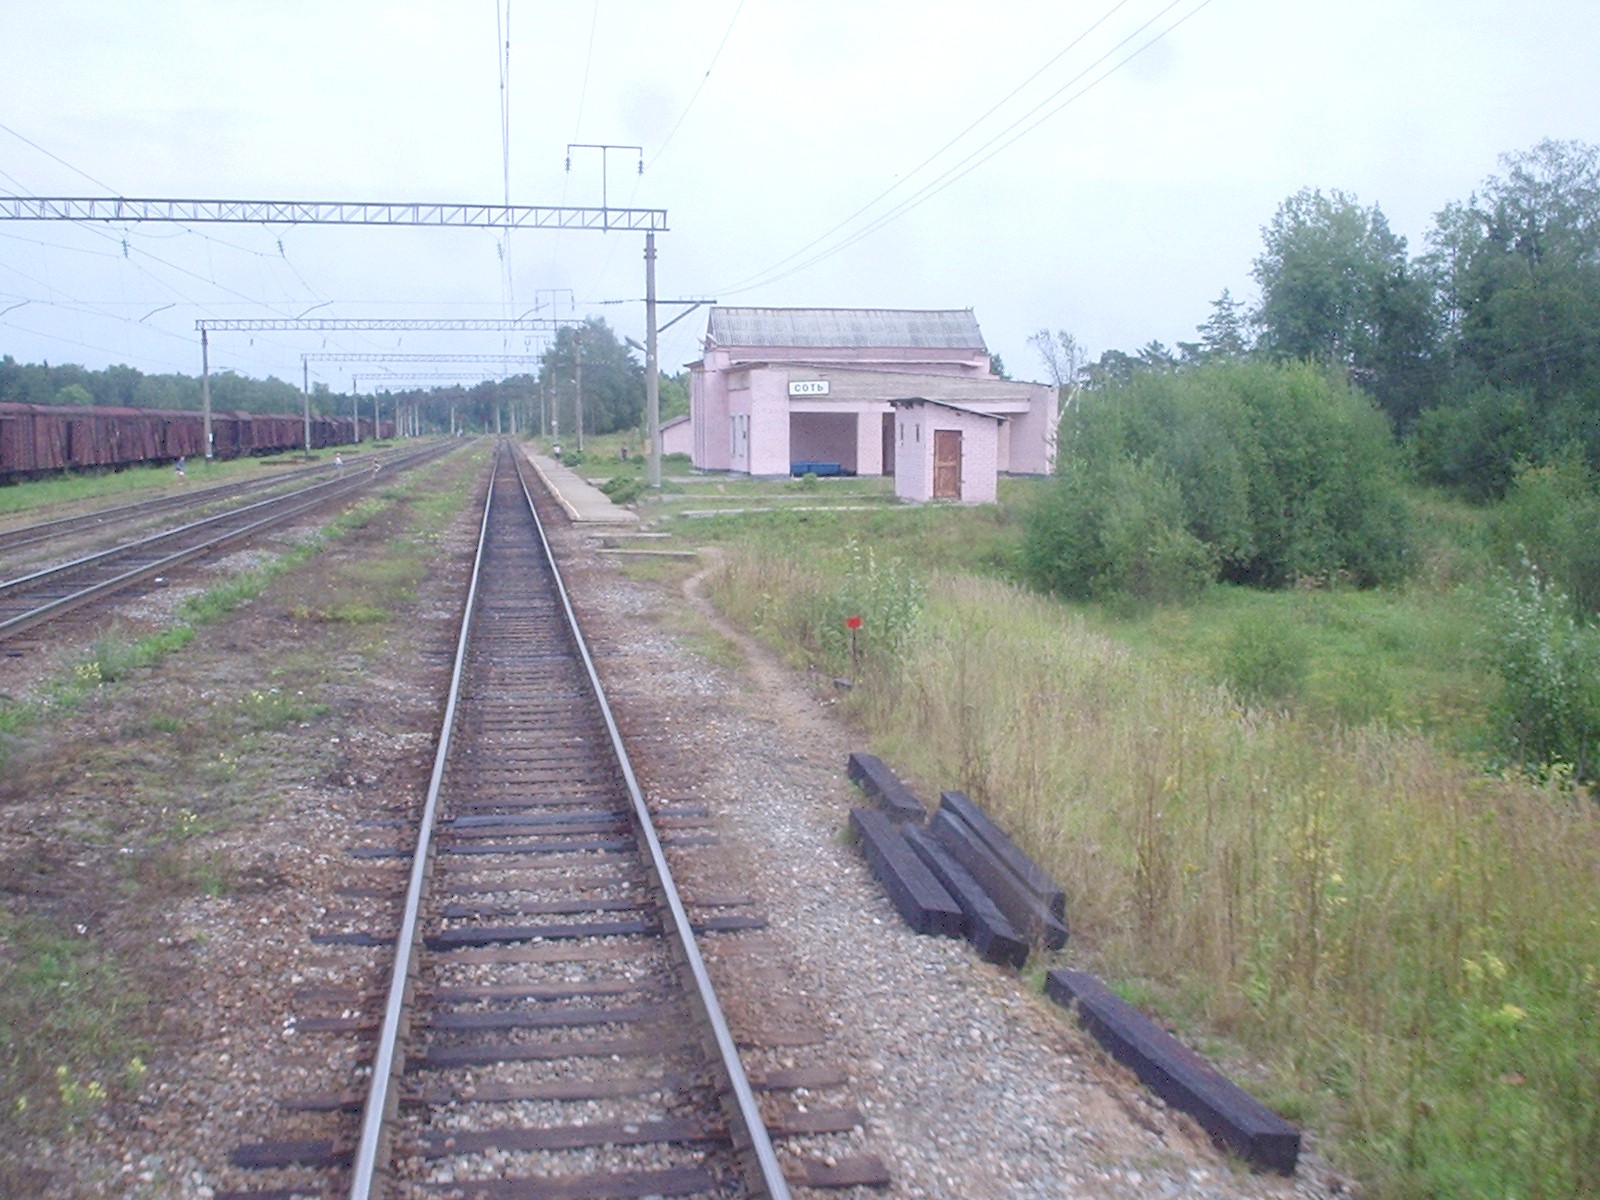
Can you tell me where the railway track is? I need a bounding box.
[0,451,384,561]
[224,442,883,1199]
[0,443,449,642]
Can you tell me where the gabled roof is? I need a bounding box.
[707,307,986,352]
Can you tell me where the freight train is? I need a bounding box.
[0,403,392,483]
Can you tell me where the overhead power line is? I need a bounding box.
[717,0,1214,297]
[650,0,748,168]
[0,120,119,194]
[572,1,600,145]
[712,0,1135,296]
[353,372,527,385]
[0,123,362,370]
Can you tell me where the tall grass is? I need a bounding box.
[708,554,1600,1198]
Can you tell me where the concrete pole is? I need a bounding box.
[301,358,312,458]
[200,328,213,460]
[574,330,584,452]
[646,231,660,490]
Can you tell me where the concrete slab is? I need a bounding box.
[521,448,641,526]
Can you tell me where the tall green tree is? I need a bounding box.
[1082,348,1140,391]
[658,371,690,421]
[538,317,644,439]
[0,356,297,414]
[1253,188,1440,430]
[1137,340,1178,371]
[1428,139,1600,412]
[1197,288,1249,358]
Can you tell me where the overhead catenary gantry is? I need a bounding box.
[201,317,579,333]
[0,197,666,231]
[1,196,668,485]
[203,318,573,455]
[302,352,549,363]
[349,372,536,437]
[300,352,548,442]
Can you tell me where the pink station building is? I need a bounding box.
[686,307,1057,503]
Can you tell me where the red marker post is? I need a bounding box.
[846,615,862,682]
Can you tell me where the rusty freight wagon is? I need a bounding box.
[0,402,364,483]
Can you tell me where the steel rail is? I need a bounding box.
[0,478,369,640]
[509,453,793,1200]
[0,456,364,556]
[349,444,791,1199]
[0,445,446,639]
[0,470,365,595]
[347,451,497,1200]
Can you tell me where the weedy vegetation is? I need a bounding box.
[689,412,1600,1198]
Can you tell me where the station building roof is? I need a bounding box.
[706,307,986,352]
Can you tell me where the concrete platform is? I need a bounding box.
[521,448,640,526]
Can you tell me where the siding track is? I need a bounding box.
[0,451,383,560]
[0,445,447,642]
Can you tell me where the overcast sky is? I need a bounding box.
[1,1,1597,395]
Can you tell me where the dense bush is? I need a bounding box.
[1020,458,1214,604]
[1489,456,1600,615]
[1024,360,1410,599]
[599,474,646,505]
[1412,385,1538,501]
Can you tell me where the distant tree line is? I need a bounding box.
[381,318,683,439]
[0,314,684,440]
[0,356,311,414]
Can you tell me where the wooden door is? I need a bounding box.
[933,429,961,499]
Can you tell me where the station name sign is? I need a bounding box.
[788,380,830,396]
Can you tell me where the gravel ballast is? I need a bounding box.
[554,521,1352,1200]
[0,458,1354,1198]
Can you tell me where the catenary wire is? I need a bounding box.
[711,0,1136,296]
[718,0,1214,297]
[649,0,748,170]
